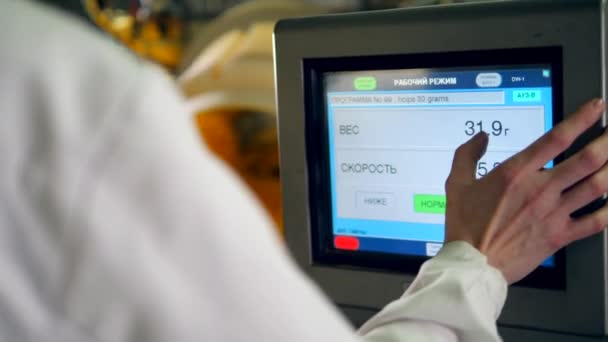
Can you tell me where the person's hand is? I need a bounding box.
[445,98,607,284]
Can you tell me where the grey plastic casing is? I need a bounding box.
[274,0,608,337]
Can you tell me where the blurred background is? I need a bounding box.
[36,0,496,235]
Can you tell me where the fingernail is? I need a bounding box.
[594,98,605,108]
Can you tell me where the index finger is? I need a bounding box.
[510,99,605,172]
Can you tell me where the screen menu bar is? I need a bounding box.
[325,67,552,92]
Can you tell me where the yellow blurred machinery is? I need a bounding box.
[82,0,301,233]
[83,0,184,70]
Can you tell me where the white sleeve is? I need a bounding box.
[359,242,508,342]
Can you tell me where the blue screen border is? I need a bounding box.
[302,46,566,289]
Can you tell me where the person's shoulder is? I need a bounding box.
[0,0,149,93]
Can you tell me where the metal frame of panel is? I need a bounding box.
[274,0,607,336]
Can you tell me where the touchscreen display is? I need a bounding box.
[324,66,555,267]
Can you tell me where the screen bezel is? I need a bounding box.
[303,47,566,289]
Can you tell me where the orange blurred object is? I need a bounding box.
[194,109,283,233]
[84,1,285,233]
[83,0,183,70]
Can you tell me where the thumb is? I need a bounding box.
[449,132,489,183]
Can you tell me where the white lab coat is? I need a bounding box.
[0,1,506,341]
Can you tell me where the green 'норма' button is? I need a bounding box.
[414,194,446,214]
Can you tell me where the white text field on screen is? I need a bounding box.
[333,106,545,151]
[329,91,505,106]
